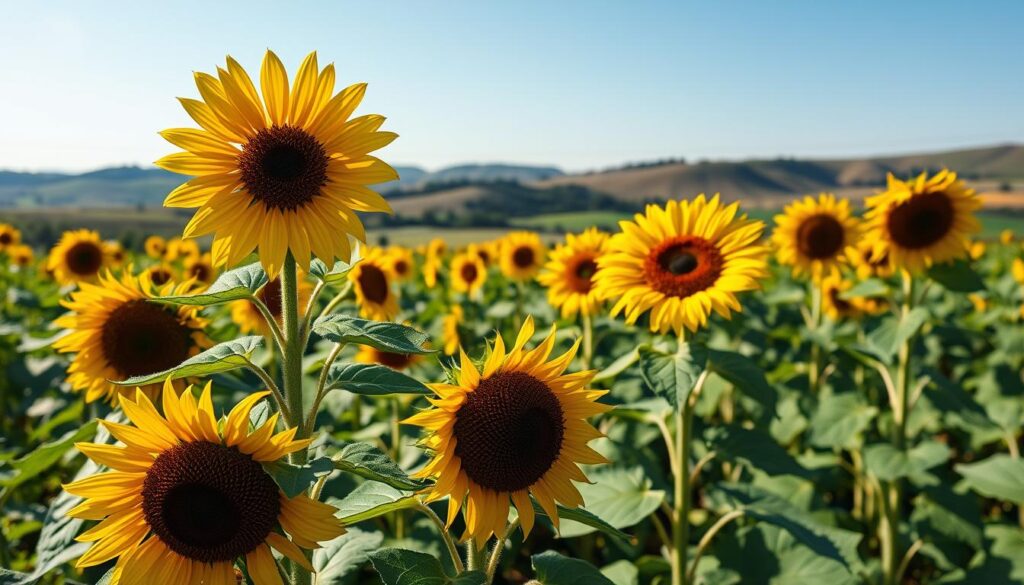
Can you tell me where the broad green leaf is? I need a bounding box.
[592,346,640,382]
[334,482,419,525]
[808,393,877,450]
[157,262,267,305]
[706,349,777,414]
[313,315,432,354]
[955,454,1024,504]
[921,367,999,434]
[0,421,97,492]
[868,307,929,362]
[839,278,889,299]
[325,362,429,396]
[927,260,985,293]
[943,525,1024,583]
[333,442,424,490]
[532,551,615,585]
[706,425,809,478]
[263,457,334,498]
[531,499,630,541]
[910,484,984,550]
[309,257,357,284]
[863,441,950,486]
[601,561,639,585]
[638,343,708,410]
[113,336,263,386]
[0,568,34,584]
[716,524,858,585]
[313,528,384,584]
[369,548,487,585]
[557,467,665,538]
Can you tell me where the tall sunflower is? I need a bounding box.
[594,195,768,336]
[143,263,178,288]
[355,345,422,371]
[166,238,201,263]
[184,253,217,286]
[538,228,608,319]
[772,194,860,279]
[451,252,486,295]
[499,232,545,281]
[864,170,981,273]
[0,223,22,251]
[156,50,397,278]
[231,273,313,338]
[467,241,495,266]
[8,244,34,268]
[386,246,415,282]
[405,317,609,544]
[820,271,863,321]
[442,305,464,356]
[105,241,127,267]
[349,247,398,321]
[47,230,110,285]
[144,235,167,260]
[65,383,344,583]
[848,240,895,281]
[53,270,209,403]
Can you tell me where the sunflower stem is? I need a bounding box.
[485,519,519,584]
[281,252,312,585]
[581,312,594,369]
[686,509,744,584]
[808,281,823,394]
[417,502,465,574]
[465,539,485,572]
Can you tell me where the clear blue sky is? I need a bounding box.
[1,0,1021,173]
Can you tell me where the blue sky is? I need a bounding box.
[1,0,1021,172]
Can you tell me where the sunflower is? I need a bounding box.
[538,228,608,319]
[231,273,313,338]
[355,344,422,370]
[1000,229,1015,246]
[143,263,179,289]
[499,232,545,281]
[144,236,167,259]
[426,238,447,259]
[467,242,495,266]
[349,247,398,320]
[105,241,127,267]
[386,246,415,282]
[53,270,209,403]
[849,240,895,281]
[451,252,486,295]
[0,223,21,251]
[65,383,344,583]
[184,253,217,286]
[864,170,981,273]
[405,317,609,544]
[47,230,110,285]
[968,293,988,313]
[1012,258,1024,285]
[423,254,442,289]
[156,50,397,278]
[442,305,463,356]
[594,195,768,336]
[772,193,859,280]
[7,244,34,268]
[820,271,863,320]
[166,238,201,263]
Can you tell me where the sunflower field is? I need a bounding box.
[2,51,1024,585]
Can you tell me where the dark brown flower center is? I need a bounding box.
[142,441,280,563]
[453,371,564,492]
[101,300,192,378]
[796,214,845,259]
[460,262,479,286]
[512,246,536,269]
[257,279,283,318]
[358,265,389,304]
[371,350,415,370]
[149,267,173,286]
[568,257,598,293]
[65,242,104,276]
[188,263,212,283]
[393,259,409,276]
[828,286,853,314]
[239,125,329,211]
[644,236,723,298]
[0,233,12,244]
[886,191,955,250]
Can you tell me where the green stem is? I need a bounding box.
[581,312,594,369]
[485,519,520,584]
[686,509,744,583]
[465,539,485,572]
[281,252,311,585]
[808,282,823,393]
[671,401,692,585]
[417,502,465,574]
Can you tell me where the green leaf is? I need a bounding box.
[0,568,34,584]
[955,454,1024,504]
[157,262,267,305]
[638,343,708,410]
[113,336,263,386]
[706,425,809,478]
[716,524,859,585]
[313,527,385,584]
[600,560,639,585]
[263,456,334,498]
[531,499,630,542]
[0,421,97,492]
[839,278,889,299]
[531,550,615,585]
[557,467,665,538]
[868,307,929,362]
[927,259,985,293]
[864,441,950,486]
[332,442,424,490]
[309,257,357,285]
[313,315,432,354]
[334,482,419,525]
[809,393,877,450]
[706,349,777,414]
[325,362,429,396]
[369,548,486,585]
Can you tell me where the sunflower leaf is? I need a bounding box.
[638,343,708,411]
[155,262,267,305]
[369,548,486,585]
[112,336,263,386]
[313,528,385,584]
[309,258,358,285]
[531,550,615,585]
[313,315,432,354]
[0,421,97,492]
[956,455,1024,505]
[333,482,420,525]
[325,362,430,396]
[531,499,631,542]
[706,349,777,416]
[839,278,889,300]
[332,441,425,490]
[926,260,985,293]
[262,456,335,499]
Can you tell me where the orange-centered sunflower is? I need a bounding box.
[538,228,608,319]
[386,246,415,282]
[594,195,768,336]
[349,247,398,320]
[451,252,486,295]
[65,383,344,584]
[156,50,397,278]
[0,223,22,251]
[772,193,860,280]
[47,230,111,285]
[864,170,981,273]
[499,232,545,281]
[355,345,423,371]
[405,317,609,544]
[53,270,209,404]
